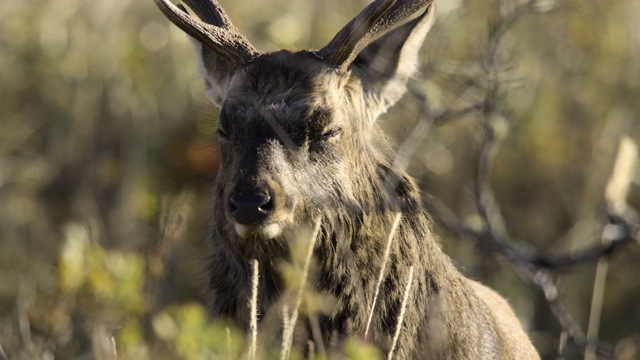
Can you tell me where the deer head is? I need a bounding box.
[154,0,435,243]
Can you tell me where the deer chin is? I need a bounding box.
[233,222,283,240]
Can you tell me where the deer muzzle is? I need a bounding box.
[226,182,290,239]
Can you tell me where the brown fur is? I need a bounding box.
[155,1,540,358]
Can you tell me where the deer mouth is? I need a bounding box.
[233,222,283,239]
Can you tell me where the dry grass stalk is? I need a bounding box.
[365,212,402,338]
[249,259,259,360]
[281,304,290,353]
[388,266,415,360]
[281,219,322,360]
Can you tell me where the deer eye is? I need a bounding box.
[216,128,228,140]
[319,128,342,141]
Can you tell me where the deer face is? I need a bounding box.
[216,51,361,239]
[154,0,436,240]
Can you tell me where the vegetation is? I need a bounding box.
[0,0,639,359]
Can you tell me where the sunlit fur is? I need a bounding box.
[176,3,540,359]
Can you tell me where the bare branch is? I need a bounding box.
[414,2,639,358]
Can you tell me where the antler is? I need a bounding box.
[317,0,434,70]
[153,0,262,67]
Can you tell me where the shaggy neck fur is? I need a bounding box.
[206,122,509,358]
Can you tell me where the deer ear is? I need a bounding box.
[190,38,235,107]
[351,4,435,113]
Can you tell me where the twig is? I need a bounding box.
[425,197,637,269]
[586,136,639,359]
[529,268,585,344]
[111,336,118,358]
[365,212,402,339]
[584,254,609,360]
[605,136,638,214]
[388,266,415,360]
[308,314,326,358]
[17,280,32,350]
[433,104,484,126]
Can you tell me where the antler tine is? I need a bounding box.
[317,0,396,68]
[317,0,434,70]
[153,0,261,67]
[182,0,232,28]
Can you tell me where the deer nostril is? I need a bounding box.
[228,193,273,225]
[229,200,238,213]
[258,195,273,213]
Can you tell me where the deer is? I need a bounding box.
[153,0,540,358]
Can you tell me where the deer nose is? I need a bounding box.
[228,193,274,225]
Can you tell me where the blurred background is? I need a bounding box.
[1,0,639,358]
